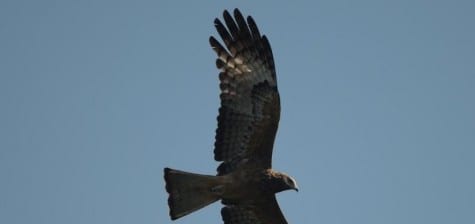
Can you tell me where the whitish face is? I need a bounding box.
[285,176,299,191]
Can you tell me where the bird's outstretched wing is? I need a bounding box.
[210,9,280,175]
[221,196,287,224]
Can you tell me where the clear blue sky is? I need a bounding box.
[1,0,474,224]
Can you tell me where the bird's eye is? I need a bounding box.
[286,177,293,185]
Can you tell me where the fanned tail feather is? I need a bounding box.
[164,168,221,220]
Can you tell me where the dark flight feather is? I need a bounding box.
[210,8,280,176]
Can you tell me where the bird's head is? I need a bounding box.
[272,171,299,193]
[283,175,299,192]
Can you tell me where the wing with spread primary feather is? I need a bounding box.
[210,9,280,175]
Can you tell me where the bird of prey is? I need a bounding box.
[164,8,298,224]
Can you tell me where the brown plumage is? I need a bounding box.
[164,9,298,224]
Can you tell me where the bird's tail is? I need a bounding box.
[164,167,221,220]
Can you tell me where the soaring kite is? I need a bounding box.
[164,8,298,224]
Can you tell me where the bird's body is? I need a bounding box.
[165,167,296,222]
[214,168,294,202]
[164,9,297,224]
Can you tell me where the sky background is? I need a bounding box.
[1,0,475,224]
